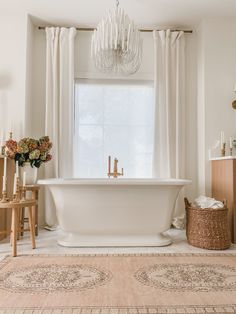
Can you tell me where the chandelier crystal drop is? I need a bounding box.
[91,0,143,75]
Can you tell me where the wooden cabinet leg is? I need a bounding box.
[28,206,36,249]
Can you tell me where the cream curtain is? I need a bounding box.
[44,27,77,228]
[153,29,186,222]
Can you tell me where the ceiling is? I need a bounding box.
[1,0,236,28]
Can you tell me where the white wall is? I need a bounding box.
[185,30,198,201]
[25,17,34,136]
[197,18,236,196]
[30,26,47,226]
[0,14,28,140]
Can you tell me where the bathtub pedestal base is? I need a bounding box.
[58,233,172,247]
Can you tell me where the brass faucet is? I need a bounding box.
[107,156,124,178]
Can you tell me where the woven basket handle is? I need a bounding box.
[184,197,191,209]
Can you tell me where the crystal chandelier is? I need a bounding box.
[91,0,143,75]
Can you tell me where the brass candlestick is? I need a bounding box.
[12,177,21,203]
[1,175,8,203]
[1,145,5,156]
[221,143,226,157]
[0,190,8,203]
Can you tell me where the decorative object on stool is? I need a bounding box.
[20,185,40,237]
[5,136,52,185]
[20,162,38,185]
[0,161,36,257]
[184,198,230,250]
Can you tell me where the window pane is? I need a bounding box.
[74,80,154,178]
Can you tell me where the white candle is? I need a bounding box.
[23,171,26,187]
[2,176,6,192]
[220,131,224,149]
[13,173,17,195]
[3,156,7,177]
[208,148,211,159]
[9,120,12,133]
[0,132,3,150]
[230,137,233,149]
[16,161,19,178]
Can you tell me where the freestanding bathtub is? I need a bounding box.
[38,178,191,247]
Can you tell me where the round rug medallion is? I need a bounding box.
[0,264,112,293]
[134,263,236,292]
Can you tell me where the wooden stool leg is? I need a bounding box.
[21,207,25,236]
[17,208,21,240]
[28,206,36,249]
[10,214,13,246]
[12,207,18,257]
[32,190,39,236]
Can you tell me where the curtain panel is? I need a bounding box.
[153,29,186,222]
[44,27,77,228]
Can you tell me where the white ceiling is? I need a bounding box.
[1,0,236,28]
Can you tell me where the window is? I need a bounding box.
[74,79,154,178]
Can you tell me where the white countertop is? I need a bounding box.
[210,156,236,161]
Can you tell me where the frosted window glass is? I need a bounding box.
[74,80,154,178]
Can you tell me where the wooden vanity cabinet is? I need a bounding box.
[211,158,236,244]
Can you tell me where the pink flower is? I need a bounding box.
[45,154,52,162]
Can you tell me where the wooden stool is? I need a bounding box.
[0,199,36,257]
[20,185,40,236]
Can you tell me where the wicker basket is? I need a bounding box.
[184,198,230,250]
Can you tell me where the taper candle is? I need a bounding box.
[220,131,224,149]
[13,173,17,195]
[23,171,26,187]
[2,176,6,192]
[16,161,19,178]
[3,156,7,178]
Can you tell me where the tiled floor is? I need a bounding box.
[0,228,236,258]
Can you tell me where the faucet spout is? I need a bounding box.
[114,158,118,174]
[107,156,124,178]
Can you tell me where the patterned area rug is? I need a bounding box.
[0,253,236,313]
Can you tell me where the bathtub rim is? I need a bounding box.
[37,178,191,186]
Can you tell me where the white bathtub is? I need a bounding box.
[38,178,191,247]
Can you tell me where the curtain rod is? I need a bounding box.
[38,26,193,33]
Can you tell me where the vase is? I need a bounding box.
[20,162,38,185]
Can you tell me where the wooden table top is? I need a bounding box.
[0,199,36,209]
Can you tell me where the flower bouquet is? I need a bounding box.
[5,136,52,168]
